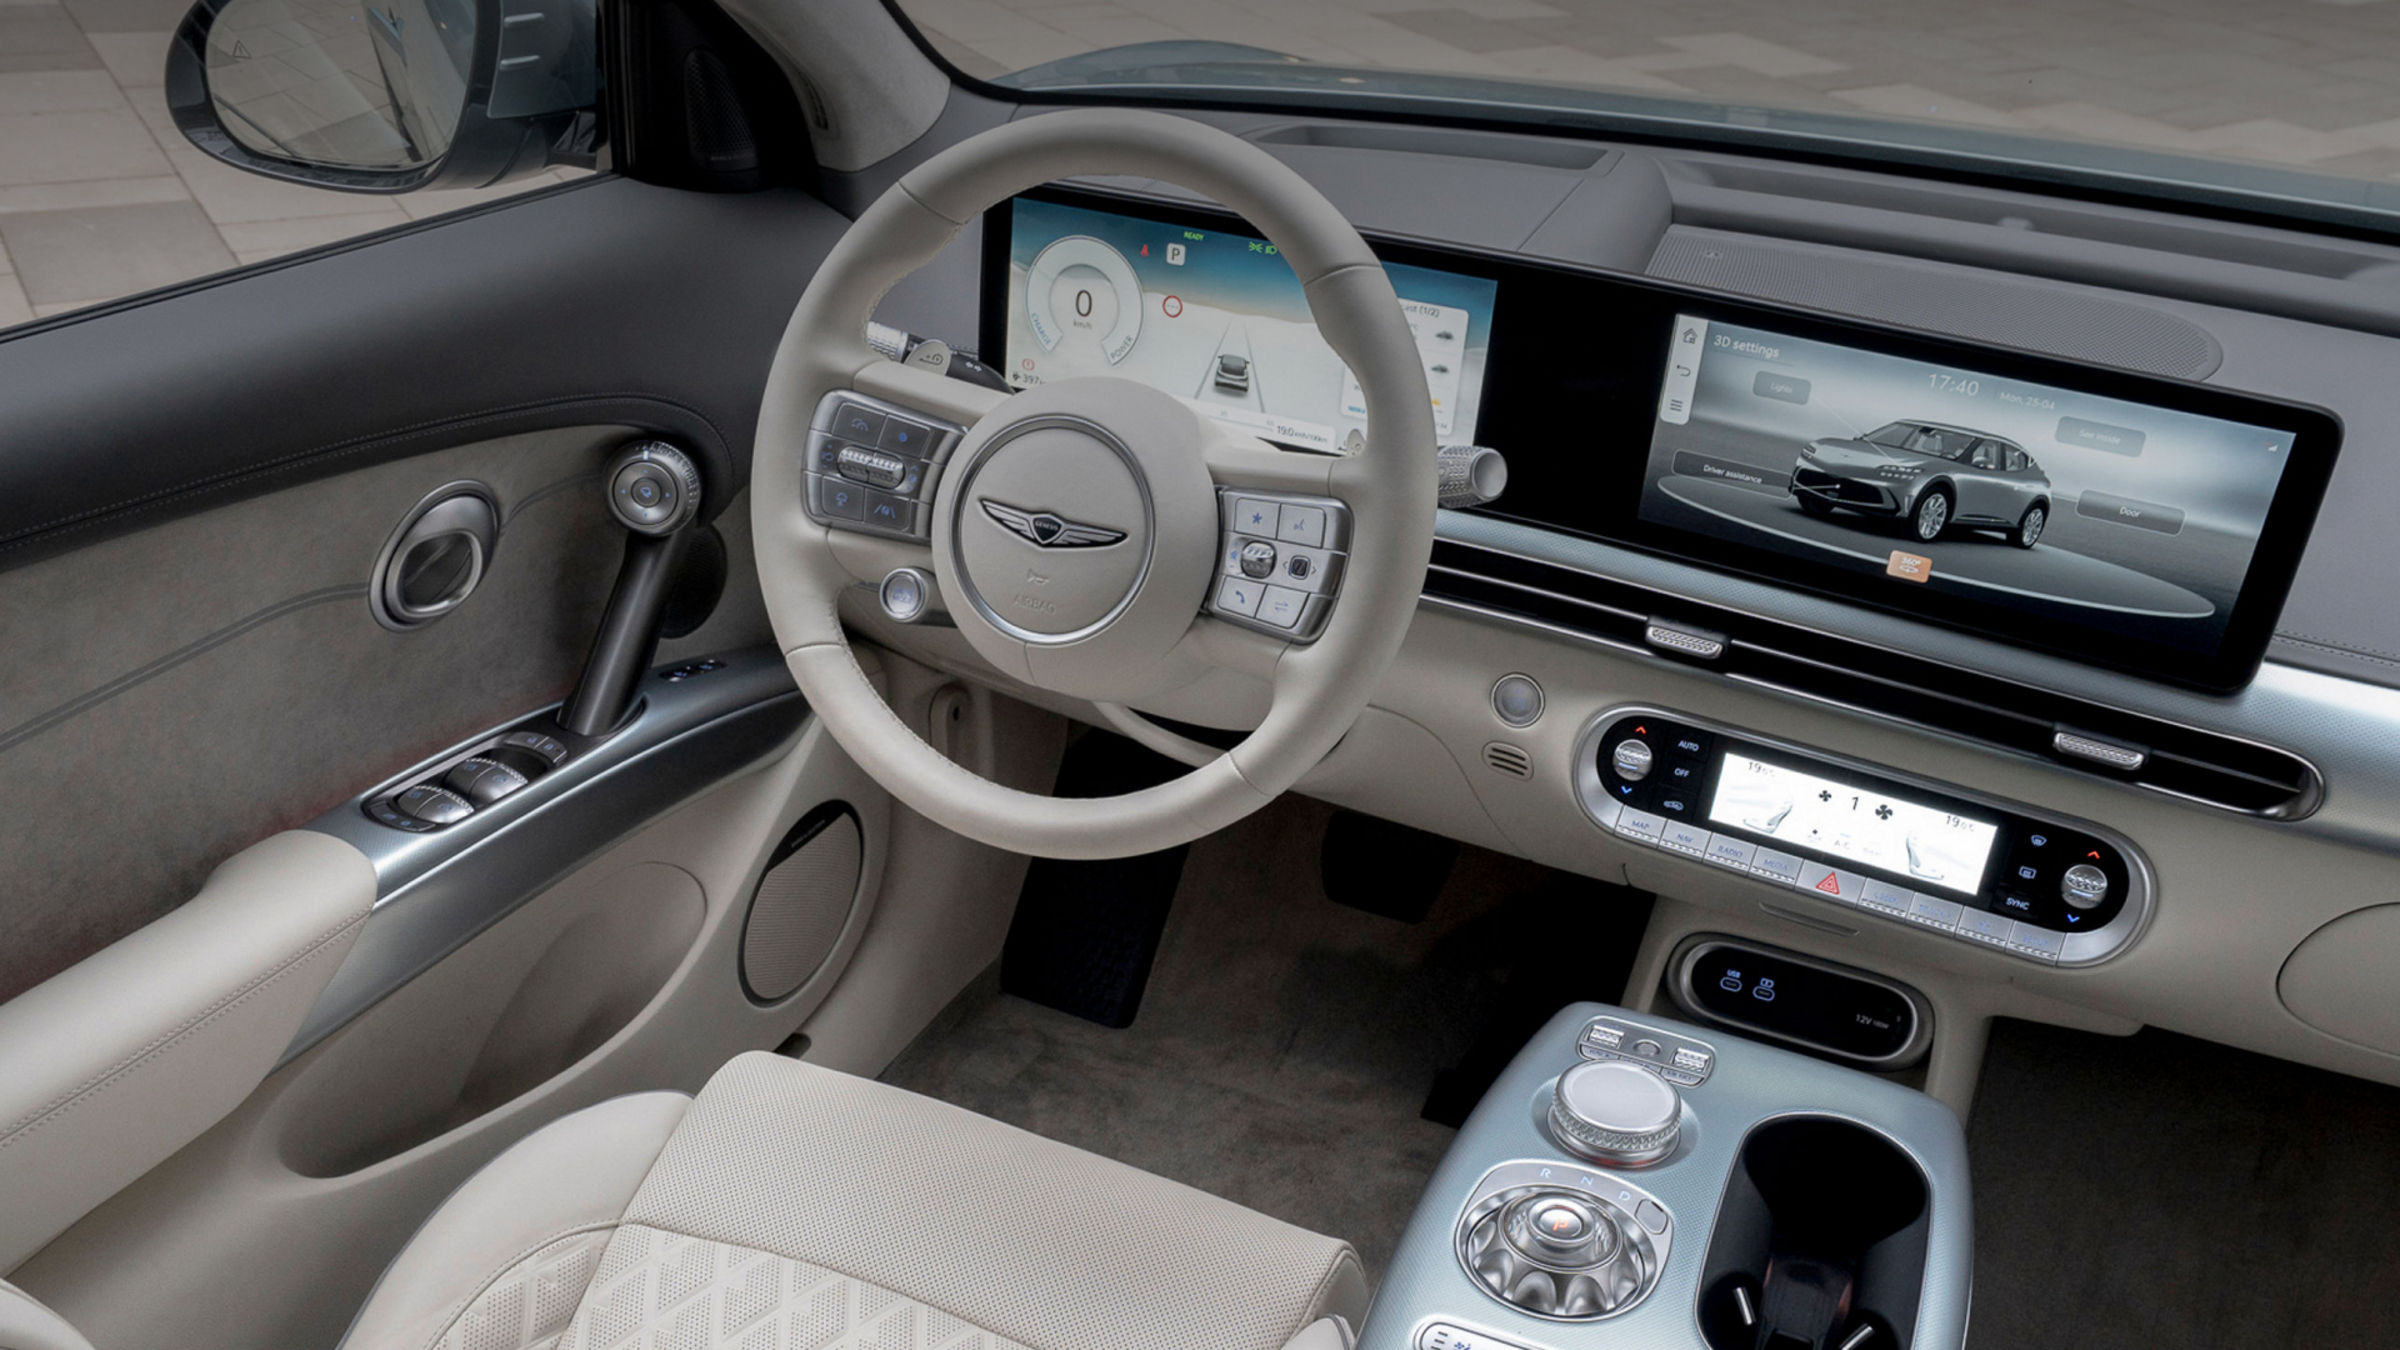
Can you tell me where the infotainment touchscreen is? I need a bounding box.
[1638,314,2304,666]
[992,195,1497,453]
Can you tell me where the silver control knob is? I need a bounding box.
[2061,862,2110,910]
[1550,1060,1681,1166]
[1610,739,1655,782]
[1238,539,1277,579]
[605,441,702,537]
[1437,444,1509,508]
[878,567,933,624]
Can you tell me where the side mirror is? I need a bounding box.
[165,0,599,193]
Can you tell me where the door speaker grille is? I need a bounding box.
[740,803,862,1004]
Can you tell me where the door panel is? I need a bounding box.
[0,178,847,573]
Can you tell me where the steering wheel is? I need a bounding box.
[751,109,1436,859]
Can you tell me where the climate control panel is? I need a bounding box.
[1575,708,2151,966]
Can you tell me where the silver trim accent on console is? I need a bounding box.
[1667,934,1935,1069]
[1571,703,2158,967]
[1431,527,2326,820]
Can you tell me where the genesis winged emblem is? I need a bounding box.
[979,500,1127,549]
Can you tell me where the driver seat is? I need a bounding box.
[325,1052,1367,1350]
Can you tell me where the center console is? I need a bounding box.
[1362,1002,1970,1350]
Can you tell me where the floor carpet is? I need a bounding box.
[881,795,1642,1277]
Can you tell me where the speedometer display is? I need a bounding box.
[996,195,1497,453]
[1025,235,1142,364]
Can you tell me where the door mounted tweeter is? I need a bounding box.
[371,482,502,631]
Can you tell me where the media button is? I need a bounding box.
[1749,848,1805,886]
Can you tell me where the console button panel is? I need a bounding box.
[1577,708,2150,966]
[803,391,967,541]
[1578,1015,1716,1088]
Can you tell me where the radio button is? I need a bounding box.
[1703,834,1757,870]
[1749,848,1805,885]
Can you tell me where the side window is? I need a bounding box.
[1969,440,2002,469]
[2005,447,2030,472]
[0,0,598,332]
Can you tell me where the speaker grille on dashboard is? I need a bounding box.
[740,804,862,1005]
[1648,227,2224,380]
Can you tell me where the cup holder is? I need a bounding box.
[1696,1116,1932,1350]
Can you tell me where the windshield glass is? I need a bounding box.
[1863,423,1915,450]
[893,2,2400,231]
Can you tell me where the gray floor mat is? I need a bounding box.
[880,796,1605,1276]
[1966,1018,2400,1350]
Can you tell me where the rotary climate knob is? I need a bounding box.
[1550,1060,1682,1166]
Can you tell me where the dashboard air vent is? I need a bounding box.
[1425,538,2319,818]
[1483,742,1534,779]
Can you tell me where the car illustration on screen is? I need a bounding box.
[1790,420,2052,546]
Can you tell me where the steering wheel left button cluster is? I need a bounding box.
[805,391,964,540]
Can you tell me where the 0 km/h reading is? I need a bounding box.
[1705,753,2000,897]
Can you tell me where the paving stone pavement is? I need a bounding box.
[0,0,570,329]
[5,0,2399,329]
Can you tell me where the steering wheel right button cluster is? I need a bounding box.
[1207,490,1349,640]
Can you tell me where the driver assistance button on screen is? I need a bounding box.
[1206,490,1350,642]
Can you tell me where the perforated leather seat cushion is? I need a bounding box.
[343,1053,1367,1350]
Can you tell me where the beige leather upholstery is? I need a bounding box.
[0,1279,96,1350]
[0,829,375,1271]
[343,1053,1367,1350]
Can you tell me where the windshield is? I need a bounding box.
[893,3,2400,231]
[1863,423,1915,450]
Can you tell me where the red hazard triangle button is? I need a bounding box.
[1814,871,1845,895]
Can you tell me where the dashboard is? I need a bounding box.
[983,186,2340,693]
[841,113,2400,1095]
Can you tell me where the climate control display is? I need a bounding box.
[1708,752,1999,897]
[1581,710,2143,965]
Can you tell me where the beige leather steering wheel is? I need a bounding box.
[752,109,1435,859]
